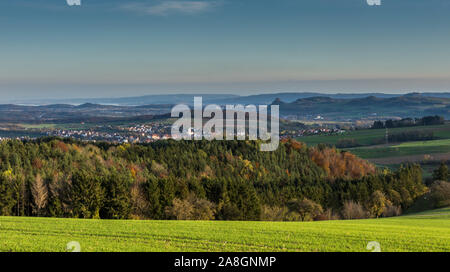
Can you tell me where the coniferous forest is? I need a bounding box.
[0,138,426,221]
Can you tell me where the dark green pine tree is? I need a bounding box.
[145,176,162,219]
[70,169,104,219]
[100,170,132,219]
[0,173,15,216]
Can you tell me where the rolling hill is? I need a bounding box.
[1,93,450,123]
[10,92,450,107]
[274,93,450,120]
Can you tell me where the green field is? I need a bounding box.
[297,124,450,146]
[1,208,449,252]
[348,139,450,159]
[19,123,57,129]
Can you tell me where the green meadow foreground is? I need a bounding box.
[0,208,449,252]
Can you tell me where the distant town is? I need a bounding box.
[0,121,347,143]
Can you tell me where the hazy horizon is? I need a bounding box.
[2,0,450,100]
[5,88,450,105]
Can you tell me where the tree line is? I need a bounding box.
[0,138,427,221]
[372,115,445,129]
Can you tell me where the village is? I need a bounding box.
[0,121,347,144]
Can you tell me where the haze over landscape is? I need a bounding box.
[2,0,450,102]
[0,0,449,254]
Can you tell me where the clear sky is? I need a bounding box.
[1,0,450,101]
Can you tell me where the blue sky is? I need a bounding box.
[1,0,450,101]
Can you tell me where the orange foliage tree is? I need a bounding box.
[309,146,375,180]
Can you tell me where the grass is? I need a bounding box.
[19,123,57,129]
[19,123,97,130]
[0,208,449,252]
[392,139,450,148]
[297,124,450,146]
[348,139,450,159]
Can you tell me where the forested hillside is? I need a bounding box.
[0,138,426,221]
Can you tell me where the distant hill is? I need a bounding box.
[2,93,450,123]
[274,93,450,120]
[12,92,450,106]
[0,103,172,123]
[12,94,239,106]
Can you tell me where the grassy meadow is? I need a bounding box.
[0,207,449,252]
[348,139,450,159]
[297,124,450,172]
[297,124,450,146]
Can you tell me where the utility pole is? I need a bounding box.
[385,127,389,145]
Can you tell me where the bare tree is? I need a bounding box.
[32,174,48,216]
[166,194,216,220]
[130,180,149,219]
[341,200,368,219]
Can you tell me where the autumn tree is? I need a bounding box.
[0,138,428,221]
[165,194,216,220]
[130,179,149,219]
[31,174,48,216]
[367,190,388,218]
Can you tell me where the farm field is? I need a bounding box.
[297,124,450,172]
[19,123,57,129]
[0,208,449,252]
[347,139,450,159]
[367,155,450,175]
[297,124,450,146]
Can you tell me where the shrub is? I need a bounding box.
[260,205,289,221]
[315,209,340,221]
[166,194,216,220]
[287,198,323,221]
[192,198,216,220]
[166,198,194,220]
[341,201,368,220]
[430,181,450,208]
[382,204,402,217]
[433,162,449,182]
[219,203,241,221]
